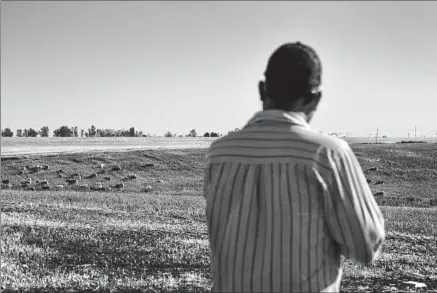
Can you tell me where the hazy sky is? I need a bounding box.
[2,1,437,137]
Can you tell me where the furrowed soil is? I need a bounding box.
[1,143,437,292]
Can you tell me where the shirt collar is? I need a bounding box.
[244,109,310,128]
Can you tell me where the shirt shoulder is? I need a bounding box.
[293,127,351,154]
[209,133,232,149]
[207,127,351,163]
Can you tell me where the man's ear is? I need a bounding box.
[259,80,266,101]
[303,90,321,106]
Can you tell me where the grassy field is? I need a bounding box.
[1,137,215,157]
[2,136,437,157]
[1,143,437,292]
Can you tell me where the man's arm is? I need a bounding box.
[323,143,385,264]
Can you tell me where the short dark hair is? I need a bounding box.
[264,42,322,104]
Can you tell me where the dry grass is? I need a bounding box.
[2,136,437,157]
[1,191,210,292]
[2,191,436,293]
[1,144,437,292]
[353,143,437,208]
[1,137,215,157]
[0,149,206,194]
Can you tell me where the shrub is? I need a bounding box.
[2,128,13,137]
[187,129,197,137]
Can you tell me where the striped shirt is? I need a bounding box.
[203,110,385,293]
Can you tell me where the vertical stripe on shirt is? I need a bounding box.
[232,165,250,293]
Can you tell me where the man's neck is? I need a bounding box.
[262,107,310,123]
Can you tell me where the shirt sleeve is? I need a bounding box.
[323,143,385,265]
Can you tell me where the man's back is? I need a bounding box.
[203,110,385,292]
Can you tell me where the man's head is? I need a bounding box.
[259,42,323,123]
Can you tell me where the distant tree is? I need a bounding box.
[99,129,111,137]
[16,129,23,137]
[39,126,49,137]
[73,126,78,137]
[129,127,135,137]
[164,131,173,137]
[27,128,38,137]
[102,128,116,137]
[173,133,177,137]
[114,128,130,137]
[88,125,96,137]
[210,132,219,137]
[53,126,73,137]
[80,129,84,137]
[178,135,183,137]
[23,129,29,137]
[85,132,89,137]
[2,128,13,137]
[188,129,197,137]
[228,128,240,135]
[204,132,210,137]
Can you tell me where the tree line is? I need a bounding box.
[1,127,49,137]
[1,126,228,138]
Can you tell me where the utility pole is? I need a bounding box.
[375,127,379,143]
[408,126,418,139]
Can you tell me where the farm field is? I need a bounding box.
[1,143,437,292]
[2,136,437,157]
[1,137,216,157]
